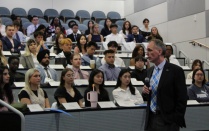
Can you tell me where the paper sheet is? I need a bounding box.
[129,66,135,70]
[49,65,64,69]
[98,101,116,108]
[27,104,44,112]
[49,81,60,86]
[187,100,200,105]
[2,51,11,55]
[80,66,91,70]
[62,102,81,110]
[74,79,89,85]
[14,82,25,88]
[116,101,136,107]
[104,81,117,86]
[181,66,191,70]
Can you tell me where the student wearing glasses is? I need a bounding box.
[187,69,209,102]
[54,68,84,108]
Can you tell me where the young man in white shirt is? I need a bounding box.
[27,16,40,36]
[101,41,125,67]
[105,24,126,44]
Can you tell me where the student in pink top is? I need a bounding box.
[70,53,89,79]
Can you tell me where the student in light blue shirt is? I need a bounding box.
[99,50,121,81]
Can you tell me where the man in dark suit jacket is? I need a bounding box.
[1,24,23,53]
[127,25,145,43]
[67,23,81,42]
[142,39,187,131]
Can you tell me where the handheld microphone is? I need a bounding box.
[144,77,152,100]
[144,77,150,87]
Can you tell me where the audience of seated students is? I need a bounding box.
[46,17,65,37]
[99,50,121,81]
[20,39,39,69]
[127,25,145,43]
[85,20,94,36]
[112,69,144,105]
[70,53,89,79]
[2,24,23,53]
[101,18,112,38]
[119,21,132,40]
[147,27,163,42]
[55,32,66,54]
[34,31,49,52]
[74,34,87,55]
[131,55,147,82]
[81,41,101,68]
[8,56,25,87]
[0,18,6,37]
[13,21,24,43]
[11,14,23,33]
[66,20,81,35]
[54,68,84,108]
[0,66,14,111]
[0,40,7,66]
[36,50,58,85]
[84,69,110,107]
[165,45,181,66]
[27,16,40,36]
[187,69,209,102]
[88,24,104,42]
[187,59,203,79]
[18,68,50,108]
[56,38,73,68]
[105,24,126,44]
[130,45,150,68]
[52,26,62,42]
[101,41,125,67]
[31,24,47,41]
[67,23,81,42]
[140,18,151,41]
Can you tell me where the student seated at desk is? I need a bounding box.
[55,38,73,68]
[55,32,66,54]
[54,68,84,108]
[101,41,125,67]
[36,50,58,85]
[20,39,39,69]
[88,24,104,42]
[67,24,81,42]
[131,55,147,82]
[70,53,89,79]
[101,18,112,38]
[127,25,145,43]
[187,59,203,79]
[84,69,110,107]
[0,66,14,111]
[188,69,209,102]
[8,56,24,87]
[147,27,163,42]
[66,20,81,35]
[99,50,121,81]
[165,45,180,66]
[2,24,23,53]
[119,21,132,40]
[113,69,144,105]
[18,68,50,109]
[34,31,49,52]
[105,24,126,44]
[74,34,87,55]
[130,45,150,68]
[140,18,151,41]
[81,41,101,68]
[0,40,7,66]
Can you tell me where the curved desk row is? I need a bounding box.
[0,104,209,131]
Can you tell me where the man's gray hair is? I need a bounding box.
[151,39,166,56]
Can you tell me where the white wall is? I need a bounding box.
[0,0,125,17]
[124,1,209,63]
[206,0,209,10]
